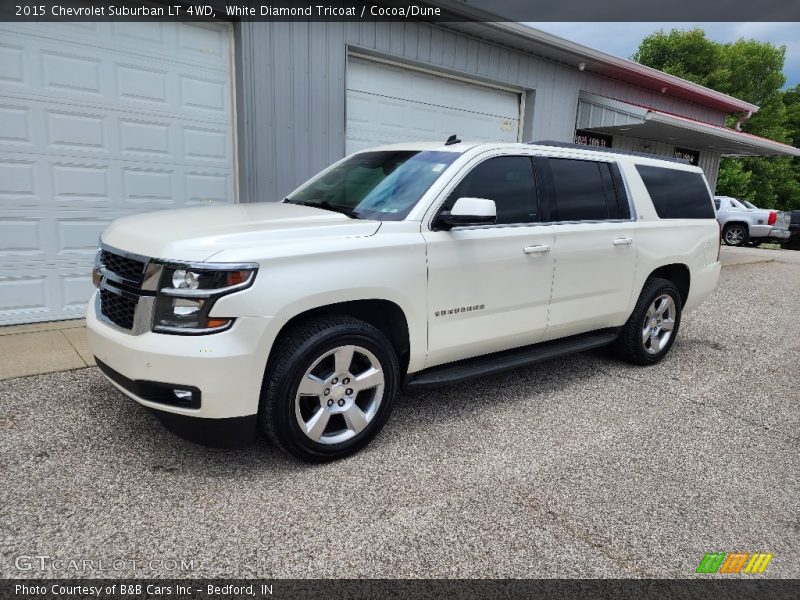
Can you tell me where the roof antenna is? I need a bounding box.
[445,134,461,146]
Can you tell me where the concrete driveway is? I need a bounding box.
[1,247,798,578]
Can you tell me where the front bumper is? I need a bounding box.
[87,291,277,423]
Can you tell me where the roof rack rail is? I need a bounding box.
[528,140,690,164]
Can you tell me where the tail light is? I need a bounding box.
[768,211,777,225]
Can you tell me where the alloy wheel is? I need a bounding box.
[294,344,385,444]
[642,294,676,355]
[725,226,745,245]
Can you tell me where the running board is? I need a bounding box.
[405,328,620,390]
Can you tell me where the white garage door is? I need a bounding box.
[0,21,235,325]
[346,56,521,155]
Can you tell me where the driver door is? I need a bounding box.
[422,154,555,368]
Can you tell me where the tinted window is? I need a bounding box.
[545,158,617,221]
[714,199,721,210]
[445,156,538,224]
[636,165,715,219]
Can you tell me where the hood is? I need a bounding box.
[101,202,382,262]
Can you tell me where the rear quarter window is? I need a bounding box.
[635,165,715,219]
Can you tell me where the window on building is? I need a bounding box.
[445,156,538,224]
[635,165,715,219]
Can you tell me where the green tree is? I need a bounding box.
[632,28,800,211]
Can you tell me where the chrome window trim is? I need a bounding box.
[447,218,635,232]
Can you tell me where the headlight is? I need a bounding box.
[153,264,257,335]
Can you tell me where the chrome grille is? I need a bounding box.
[100,289,137,330]
[97,247,154,333]
[100,249,146,285]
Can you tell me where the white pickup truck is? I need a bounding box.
[87,140,721,461]
[714,195,791,246]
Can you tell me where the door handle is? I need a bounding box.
[523,244,551,255]
[613,237,633,247]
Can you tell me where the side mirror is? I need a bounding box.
[434,197,496,230]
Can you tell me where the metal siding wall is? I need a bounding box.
[236,21,731,200]
[582,73,727,126]
[699,151,722,191]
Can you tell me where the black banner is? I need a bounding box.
[1,0,799,22]
[3,579,800,600]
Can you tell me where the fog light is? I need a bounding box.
[173,390,193,401]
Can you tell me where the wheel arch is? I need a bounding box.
[645,263,690,308]
[722,220,750,233]
[269,299,412,378]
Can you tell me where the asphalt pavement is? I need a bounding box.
[1,247,799,579]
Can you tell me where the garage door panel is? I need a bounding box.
[0,209,130,261]
[0,42,26,86]
[347,57,519,119]
[0,22,234,325]
[11,22,229,71]
[0,218,43,258]
[53,161,110,205]
[0,265,94,324]
[0,99,232,171]
[0,274,48,317]
[185,172,231,205]
[61,271,94,310]
[116,63,169,105]
[1,30,231,123]
[345,84,519,154]
[46,109,109,154]
[119,118,172,158]
[0,158,38,203]
[42,51,102,96]
[0,104,31,145]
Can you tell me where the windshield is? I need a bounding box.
[285,150,459,220]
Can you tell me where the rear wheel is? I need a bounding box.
[723,223,748,246]
[613,277,682,365]
[259,316,399,462]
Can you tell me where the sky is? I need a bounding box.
[528,23,800,89]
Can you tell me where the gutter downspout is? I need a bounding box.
[734,110,754,131]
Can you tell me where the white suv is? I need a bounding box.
[87,140,721,461]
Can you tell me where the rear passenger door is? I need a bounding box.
[536,156,637,339]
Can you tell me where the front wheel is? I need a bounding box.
[259,316,399,462]
[612,277,682,365]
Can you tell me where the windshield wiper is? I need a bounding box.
[287,200,360,219]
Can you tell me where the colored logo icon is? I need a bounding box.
[696,552,773,574]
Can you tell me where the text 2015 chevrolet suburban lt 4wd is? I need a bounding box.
[87,140,721,462]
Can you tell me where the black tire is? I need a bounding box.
[722,223,748,246]
[612,277,682,365]
[259,316,399,462]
